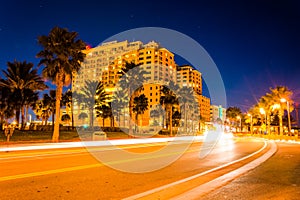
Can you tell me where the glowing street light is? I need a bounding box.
[280,98,291,134]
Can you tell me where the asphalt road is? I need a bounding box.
[204,142,300,200]
[0,137,265,200]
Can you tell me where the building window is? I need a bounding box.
[150,87,152,90]
[150,93,152,96]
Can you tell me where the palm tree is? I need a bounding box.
[226,107,242,131]
[160,81,179,136]
[37,26,86,142]
[133,94,149,133]
[33,100,51,125]
[74,80,109,128]
[112,89,129,127]
[267,86,293,135]
[0,60,46,128]
[61,114,71,125]
[178,86,196,133]
[117,62,149,136]
[23,89,39,127]
[62,89,74,129]
[0,87,14,129]
[96,104,113,127]
[43,90,56,129]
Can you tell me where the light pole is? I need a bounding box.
[281,98,291,135]
[236,115,241,132]
[247,113,253,135]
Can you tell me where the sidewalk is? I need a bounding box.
[203,142,300,200]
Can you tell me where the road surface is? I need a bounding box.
[0,137,273,199]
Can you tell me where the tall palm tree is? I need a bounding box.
[178,86,195,133]
[160,81,179,136]
[268,86,293,135]
[117,62,149,136]
[133,94,149,133]
[0,60,46,128]
[112,89,129,127]
[37,26,86,142]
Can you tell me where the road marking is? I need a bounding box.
[0,164,102,182]
[0,141,240,182]
[171,141,277,200]
[0,139,259,183]
[123,139,269,200]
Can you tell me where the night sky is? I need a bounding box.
[0,0,299,111]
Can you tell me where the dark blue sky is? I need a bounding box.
[0,0,299,111]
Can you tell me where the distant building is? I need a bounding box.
[210,105,226,123]
[72,40,211,128]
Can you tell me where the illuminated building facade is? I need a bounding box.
[72,40,211,128]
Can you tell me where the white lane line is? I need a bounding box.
[123,140,268,200]
[171,141,277,200]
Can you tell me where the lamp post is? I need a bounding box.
[236,115,241,132]
[247,113,253,135]
[281,98,291,135]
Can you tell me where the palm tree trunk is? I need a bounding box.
[21,105,25,130]
[89,109,94,128]
[53,74,63,142]
[16,109,20,125]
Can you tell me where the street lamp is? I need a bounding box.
[280,98,291,135]
[236,115,241,132]
[247,113,253,135]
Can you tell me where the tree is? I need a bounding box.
[160,81,179,136]
[33,100,51,125]
[61,114,71,124]
[0,87,14,129]
[43,90,56,129]
[37,26,86,142]
[96,103,113,127]
[226,107,242,131]
[178,86,196,133]
[132,94,149,133]
[75,80,109,128]
[117,62,149,136]
[62,89,74,129]
[112,89,129,127]
[0,60,46,128]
